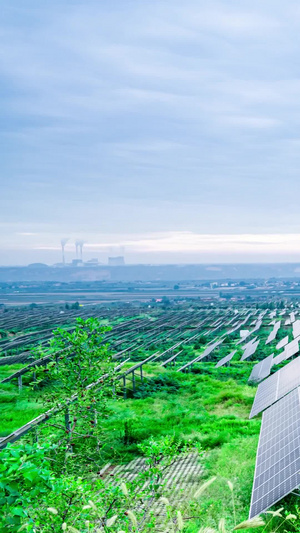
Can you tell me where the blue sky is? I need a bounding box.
[1,0,300,265]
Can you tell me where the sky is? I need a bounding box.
[1,0,300,265]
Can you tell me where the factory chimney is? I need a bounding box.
[60,238,69,265]
[75,240,80,259]
[78,240,85,261]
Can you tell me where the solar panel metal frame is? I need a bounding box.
[249,387,300,518]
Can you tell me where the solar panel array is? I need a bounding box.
[248,353,273,383]
[215,350,237,368]
[249,387,300,518]
[250,356,300,418]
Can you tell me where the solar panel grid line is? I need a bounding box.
[258,410,299,453]
[258,429,300,465]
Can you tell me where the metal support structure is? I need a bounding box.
[140,365,143,381]
[18,375,22,391]
[132,371,136,393]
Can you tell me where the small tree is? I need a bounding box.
[32,318,116,473]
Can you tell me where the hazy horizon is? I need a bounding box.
[2,1,300,266]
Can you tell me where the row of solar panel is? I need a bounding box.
[249,336,300,519]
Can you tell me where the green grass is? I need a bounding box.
[184,435,259,531]
[0,363,25,381]
[99,368,260,464]
[0,383,45,436]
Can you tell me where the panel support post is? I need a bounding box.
[132,371,136,393]
[18,375,22,391]
[123,375,126,399]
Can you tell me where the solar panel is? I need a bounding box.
[276,336,289,351]
[272,338,299,366]
[241,339,260,361]
[290,312,296,323]
[292,320,300,339]
[265,321,281,345]
[248,354,273,383]
[250,356,300,418]
[249,387,300,519]
[178,339,224,371]
[215,350,236,368]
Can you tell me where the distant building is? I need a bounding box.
[108,256,125,266]
[71,259,83,267]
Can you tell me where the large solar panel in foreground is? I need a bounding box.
[248,354,273,383]
[250,356,300,418]
[249,387,300,518]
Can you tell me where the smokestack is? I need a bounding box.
[75,240,80,259]
[78,240,85,261]
[61,238,69,265]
